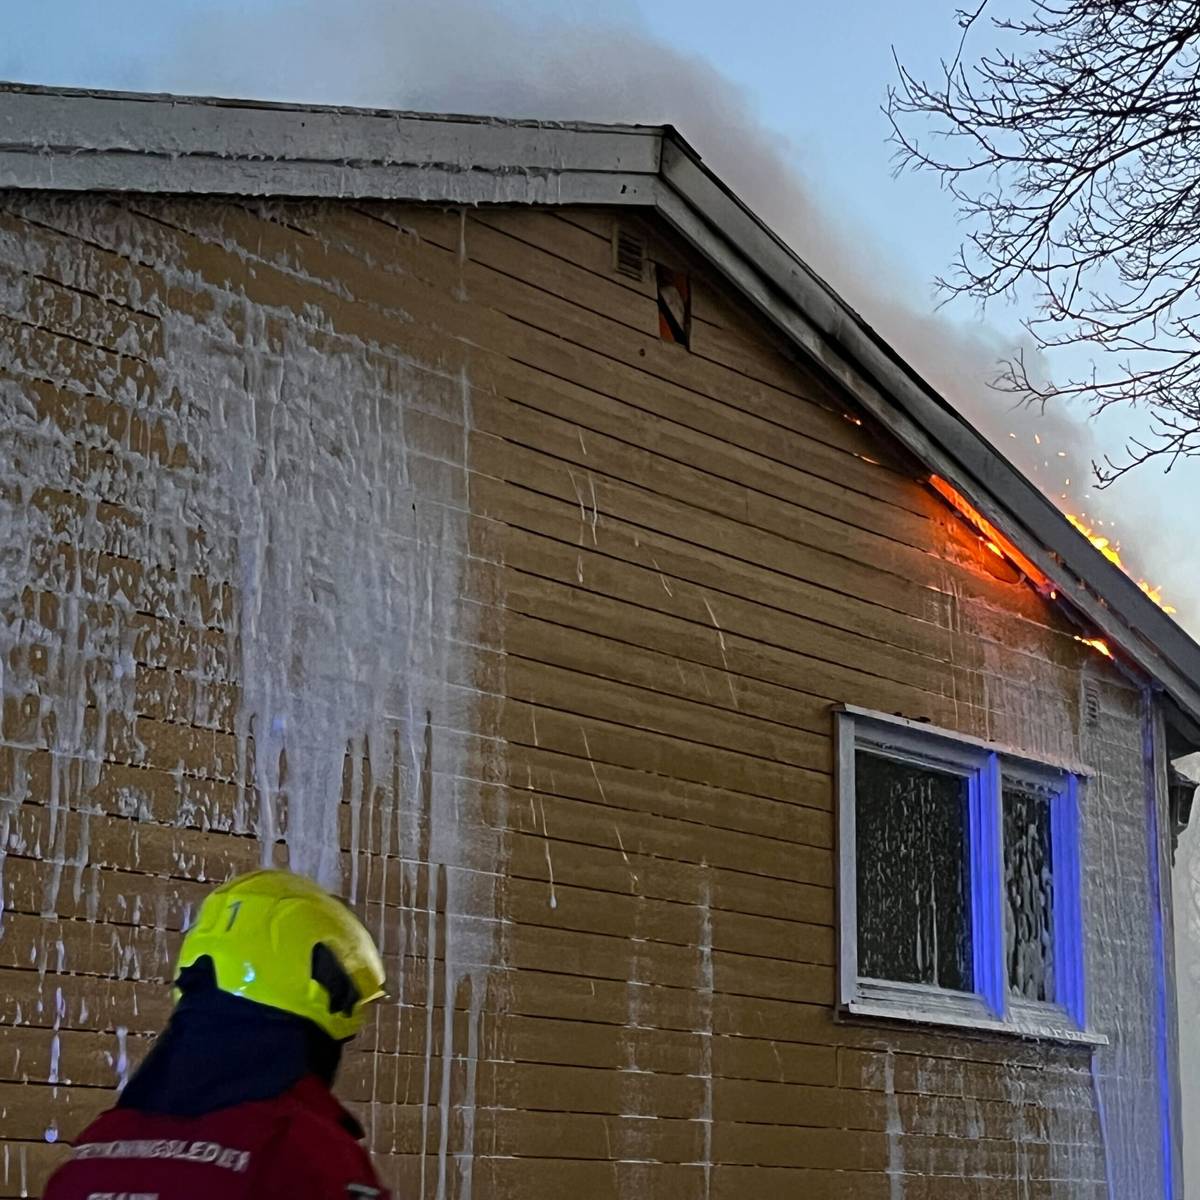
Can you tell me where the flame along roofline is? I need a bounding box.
[3,81,1199,743]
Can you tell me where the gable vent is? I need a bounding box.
[613,226,647,280]
[1083,680,1101,729]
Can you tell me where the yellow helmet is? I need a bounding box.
[175,869,386,1041]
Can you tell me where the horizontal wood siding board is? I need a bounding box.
[124,193,901,471]
[487,484,1093,693]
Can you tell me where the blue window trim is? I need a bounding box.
[1051,772,1087,1027]
[836,706,1105,1045]
[969,753,1006,1018]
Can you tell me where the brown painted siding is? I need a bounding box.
[0,193,1147,1198]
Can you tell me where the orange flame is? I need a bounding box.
[1065,514,1176,614]
[928,476,1049,589]
[930,476,1172,660]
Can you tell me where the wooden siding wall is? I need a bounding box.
[0,193,1151,1198]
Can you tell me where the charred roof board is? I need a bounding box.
[4,81,1199,739]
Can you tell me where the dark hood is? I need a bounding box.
[118,974,343,1118]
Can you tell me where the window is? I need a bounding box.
[837,707,1097,1042]
[655,263,691,348]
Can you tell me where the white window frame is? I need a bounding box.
[836,706,1105,1045]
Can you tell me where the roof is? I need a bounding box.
[4,81,1199,744]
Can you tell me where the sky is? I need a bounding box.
[8,0,1200,1175]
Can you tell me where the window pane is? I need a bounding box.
[1003,780,1055,1002]
[855,751,973,991]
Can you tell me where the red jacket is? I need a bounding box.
[44,1076,388,1199]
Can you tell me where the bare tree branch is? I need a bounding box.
[890,0,1200,479]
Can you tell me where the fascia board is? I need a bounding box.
[0,86,663,196]
[0,149,662,206]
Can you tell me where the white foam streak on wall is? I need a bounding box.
[882,1051,903,1200]
[181,304,469,888]
[696,878,713,1200]
[0,251,142,933]
[0,194,503,1190]
[1074,691,1169,1197]
[159,260,500,1183]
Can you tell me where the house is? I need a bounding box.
[0,82,1196,1198]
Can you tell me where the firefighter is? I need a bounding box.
[44,869,389,1199]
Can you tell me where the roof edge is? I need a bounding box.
[654,135,1200,729]
[0,79,662,135]
[0,82,665,202]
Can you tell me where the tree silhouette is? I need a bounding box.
[889,1,1200,481]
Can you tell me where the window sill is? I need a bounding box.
[842,998,1109,1047]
